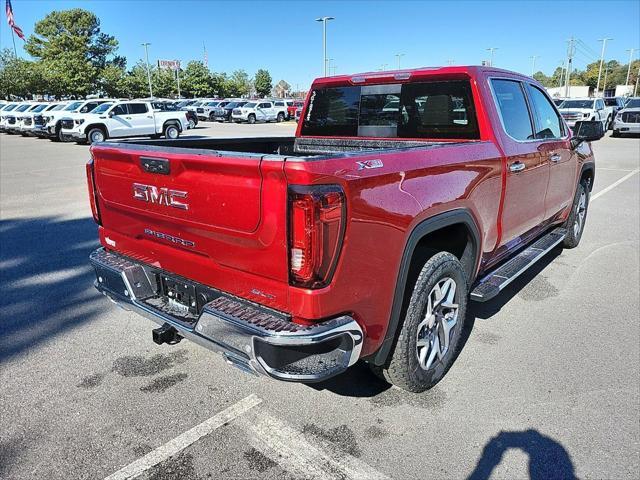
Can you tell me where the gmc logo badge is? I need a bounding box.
[133,183,189,210]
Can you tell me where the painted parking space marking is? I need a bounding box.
[104,394,262,480]
[243,412,390,480]
[591,168,639,202]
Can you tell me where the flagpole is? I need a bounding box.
[11,28,17,56]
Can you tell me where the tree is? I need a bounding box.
[124,61,153,98]
[0,49,45,98]
[181,61,213,97]
[98,64,128,98]
[24,9,118,97]
[225,70,251,97]
[532,71,552,87]
[254,69,272,97]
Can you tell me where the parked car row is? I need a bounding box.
[183,97,303,123]
[0,99,192,143]
[553,96,638,133]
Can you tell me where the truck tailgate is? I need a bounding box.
[90,144,290,308]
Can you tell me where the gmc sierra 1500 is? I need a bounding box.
[88,66,604,392]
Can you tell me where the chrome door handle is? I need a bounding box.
[146,116,153,118]
[509,161,525,173]
[549,154,561,163]
[125,116,132,119]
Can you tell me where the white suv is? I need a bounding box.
[231,101,287,124]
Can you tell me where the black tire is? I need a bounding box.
[209,112,215,122]
[188,118,196,129]
[378,251,468,393]
[87,127,106,144]
[612,130,620,138]
[276,112,285,123]
[247,114,256,124]
[163,123,180,139]
[53,126,64,142]
[563,180,589,249]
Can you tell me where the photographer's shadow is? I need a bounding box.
[468,429,576,480]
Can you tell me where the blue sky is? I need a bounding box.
[2,0,639,89]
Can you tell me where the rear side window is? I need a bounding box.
[129,103,148,114]
[491,79,534,141]
[301,81,479,139]
[526,85,563,139]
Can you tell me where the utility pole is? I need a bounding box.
[327,58,335,76]
[558,60,565,87]
[141,43,153,99]
[486,47,498,67]
[625,48,637,85]
[564,37,575,98]
[596,38,613,96]
[315,16,335,77]
[529,55,540,76]
[602,63,609,94]
[395,53,405,69]
[175,64,181,98]
[635,65,639,96]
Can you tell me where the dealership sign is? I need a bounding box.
[158,59,181,71]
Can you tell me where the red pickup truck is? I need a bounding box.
[88,66,604,392]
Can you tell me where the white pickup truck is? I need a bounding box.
[558,97,611,129]
[231,100,288,123]
[61,100,189,143]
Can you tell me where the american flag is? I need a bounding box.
[6,0,25,40]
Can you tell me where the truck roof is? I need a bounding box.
[311,65,533,87]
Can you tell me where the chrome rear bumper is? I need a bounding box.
[90,248,363,382]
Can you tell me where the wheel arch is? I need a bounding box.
[371,209,481,366]
[163,119,182,132]
[580,162,595,192]
[84,123,108,137]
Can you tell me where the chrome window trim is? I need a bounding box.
[488,76,570,144]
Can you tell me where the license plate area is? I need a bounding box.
[159,275,197,314]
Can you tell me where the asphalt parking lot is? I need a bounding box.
[1,124,638,480]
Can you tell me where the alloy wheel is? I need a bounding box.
[574,190,587,237]
[416,277,459,371]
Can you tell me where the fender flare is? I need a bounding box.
[371,209,481,366]
[579,162,595,191]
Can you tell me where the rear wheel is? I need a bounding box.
[612,130,620,137]
[209,112,215,122]
[163,124,180,139]
[377,251,468,392]
[247,114,256,124]
[87,127,106,144]
[276,112,285,123]
[563,180,589,248]
[188,118,196,129]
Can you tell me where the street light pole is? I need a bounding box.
[486,47,498,67]
[596,38,613,96]
[529,55,540,76]
[395,53,405,69]
[625,48,637,86]
[315,16,335,77]
[141,42,153,99]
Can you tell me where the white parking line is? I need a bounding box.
[591,168,639,202]
[104,394,262,480]
[244,412,390,480]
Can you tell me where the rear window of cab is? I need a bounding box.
[301,80,479,139]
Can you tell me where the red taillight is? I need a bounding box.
[86,157,101,225]
[288,185,345,288]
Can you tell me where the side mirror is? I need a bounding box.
[571,120,604,147]
[108,111,114,118]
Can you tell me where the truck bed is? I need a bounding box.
[109,136,457,157]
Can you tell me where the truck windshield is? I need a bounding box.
[301,80,479,139]
[559,100,594,109]
[92,103,113,114]
[64,102,83,111]
[625,98,640,108]
[32,104,48,112]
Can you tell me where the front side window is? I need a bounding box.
[129,103,148,114]
[596,99,604,110]
[80,102,99,113]
[111,104,128,116]
[92,103,113,114]
[527,85,563,139]
[491,79,534,141]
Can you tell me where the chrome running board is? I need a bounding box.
[470,228,566,302]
